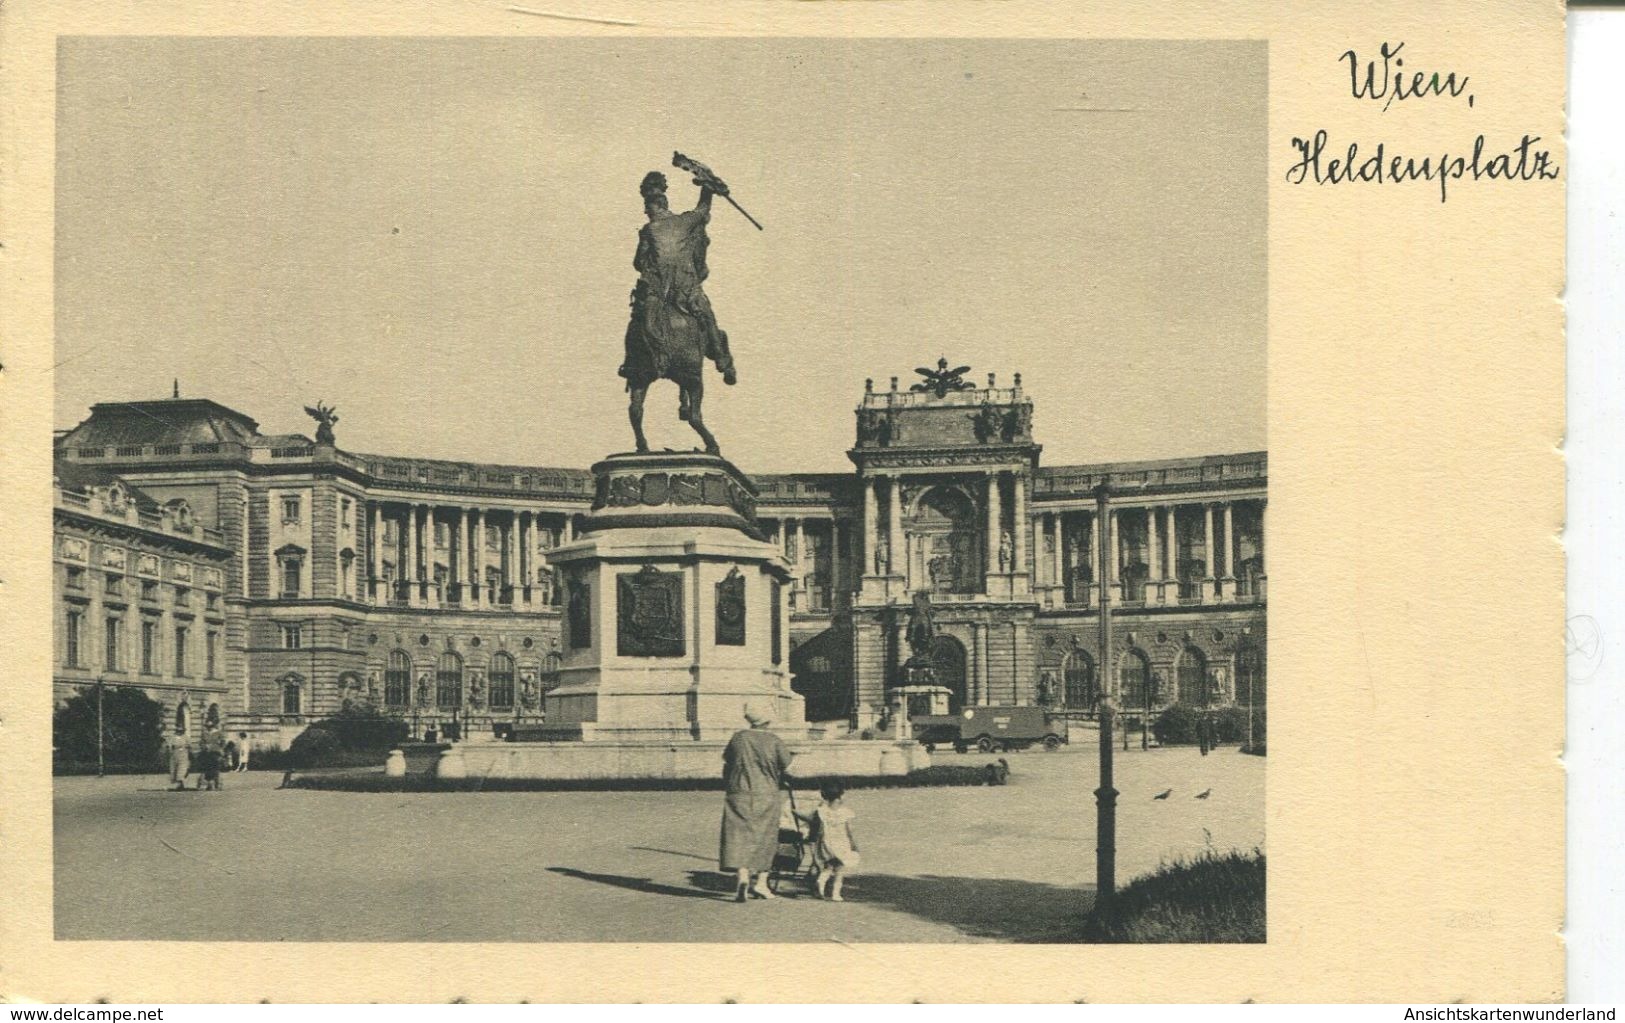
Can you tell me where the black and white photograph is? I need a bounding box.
[47,36,1269,946]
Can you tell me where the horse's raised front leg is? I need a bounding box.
[629,385,649,453]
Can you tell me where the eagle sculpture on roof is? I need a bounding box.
[911,357,974,399]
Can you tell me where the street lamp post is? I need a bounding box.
[1246,666,1255,751]
[95,678,105,778]
[1093,480,1117,913]
[1143,673,1152,750]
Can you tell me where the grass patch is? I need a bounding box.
[1078,849,1265,943]
[282,762,1013,793]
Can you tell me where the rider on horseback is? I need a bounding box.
[621,169,738,455]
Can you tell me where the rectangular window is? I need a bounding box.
[280,624,302,650]
[65,611,82,667]
[104,616,121,670]
[174,586,191,607]
[206,630,219,678]
[281,496,301,524]
[141,619,157,674]
[206,591,220,612]
[435,522,448,548]
[281,560,301,597]
[141,579,158,602]
[174,625,189,676]
[66,566,85,590]
[104,574,123,597]
[341,498,352,529]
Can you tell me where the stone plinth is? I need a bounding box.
[451,739,927,781]
[540,451,806,742]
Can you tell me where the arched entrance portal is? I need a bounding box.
[929,634,967,711]
[907,487,980,594]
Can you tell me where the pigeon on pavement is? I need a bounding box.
[1194,788,1212,800]
[1153,788,1173,800]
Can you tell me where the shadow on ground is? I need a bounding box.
[551,863,1095,941]
[546,866,720,900]
[833,873,1096,942]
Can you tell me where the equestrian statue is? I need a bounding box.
[620,152,762,456]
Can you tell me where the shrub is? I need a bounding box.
[1151,704,1256,745]
[286,726,342,766]
[53,686,166,774]
[317,705,411,752]
[1080,849,1265,943]
[272,707,411,769]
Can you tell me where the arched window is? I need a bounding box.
[281,677,303,716]
[542,650,564,690]
[1063,649,1096,709]
[1118,649,1151,707]
[1236,643,1266,707]
[1177,647,1210,706]
[385,650,412,707]
[436,651,463,709]
[489,652,515,711]
[174,701,191,735]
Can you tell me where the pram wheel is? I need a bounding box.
[768,824,805,893]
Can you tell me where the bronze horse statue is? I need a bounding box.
[620,169,738,455]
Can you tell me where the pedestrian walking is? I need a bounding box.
[166,728,190,791]
[719,704,794,903]
[802,781,861,902]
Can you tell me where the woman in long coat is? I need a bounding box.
[719,705,794,902]
[166,730,190,792]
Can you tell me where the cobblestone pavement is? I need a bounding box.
[54,743,1263,942]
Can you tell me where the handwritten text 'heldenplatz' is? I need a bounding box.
[1285,130,1559,203]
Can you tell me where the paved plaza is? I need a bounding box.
[54,744,1263,943]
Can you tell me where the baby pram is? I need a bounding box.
[767,784,816,893]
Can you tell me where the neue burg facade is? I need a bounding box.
[53,371,1266,748]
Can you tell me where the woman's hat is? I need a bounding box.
[743,703,773,727]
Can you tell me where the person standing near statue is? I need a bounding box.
[621,166,738,455]
[718,704,793,902]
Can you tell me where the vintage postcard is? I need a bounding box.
[0,0,1565,1004]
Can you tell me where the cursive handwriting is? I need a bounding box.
[1286,130,1559,203]
[1344,41,1472,111]
[1285,43,1559,200]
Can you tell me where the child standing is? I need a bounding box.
[809,781,860,902]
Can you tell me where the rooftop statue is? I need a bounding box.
[620,153,761,457]
[911,357,975,399]
[304,401,339,445]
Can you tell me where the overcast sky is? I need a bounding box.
[55,37,1265,474]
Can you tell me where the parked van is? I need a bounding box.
[911,706,1067,753]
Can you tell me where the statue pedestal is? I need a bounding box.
[540,452,806,742]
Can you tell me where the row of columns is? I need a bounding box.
[367,501,578,609]
[764,515,856,613]
[1037,499,1266,602]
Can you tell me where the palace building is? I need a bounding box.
[52,370,1266,748]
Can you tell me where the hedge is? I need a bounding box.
[281,761,1014,793]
